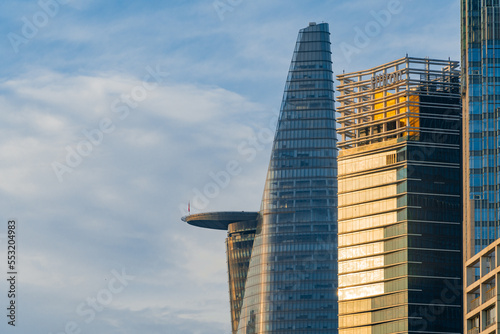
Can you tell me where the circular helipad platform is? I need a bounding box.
[182,211,259,230]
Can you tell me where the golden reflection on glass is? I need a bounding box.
[339,170,398,193]
[338,269,385,287]
[373,91,406,119]
[338,282,385,300]
[338,184,397,207]
[341,327,372,334]
[338,242,384,260]
[338,228,384,247]
[338,255,384,273]
[338,198,397,220]
[339,291,408,315]
[338,151,397,175]
[340,312,371,328]
[339,212,398,234]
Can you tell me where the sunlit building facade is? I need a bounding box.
[465,238,499,334]
[462,0,500,259]
[184,22,339,333]
[336,57,462,333]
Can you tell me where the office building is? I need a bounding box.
[336,57,462,333]
[183,22,338,333]
[465,238,499,334]
[462,0,500,258]
[183,212,258,333]
[462,1,500,332]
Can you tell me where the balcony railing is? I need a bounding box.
[469,297,480,312]
[467,326,479,334]
[486,317,496,328]
[485,287,496,302]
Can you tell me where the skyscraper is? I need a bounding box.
[336,57,462,333]
[236,22,338,333]
[183,22,338,333]
[462,0,500,259]
[182,211,258,333]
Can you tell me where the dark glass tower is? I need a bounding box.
[462,0,500,259]
[236,22,338,333]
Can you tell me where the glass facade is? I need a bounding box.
[227,220,258,333]
[462,0,500,258]
[236,22,339,333]
[337,57,462,334]
[182,211,258,334]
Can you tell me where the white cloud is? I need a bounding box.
[0,67,266,333]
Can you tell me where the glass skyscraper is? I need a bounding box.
[462,0,500,259]
[236,22,338,333]
[184,22,339,333]
[183,211,258,334]
[337,57,462,333]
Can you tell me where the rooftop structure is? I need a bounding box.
[337,56,462,334]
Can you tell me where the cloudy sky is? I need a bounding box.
[0,0,459,333]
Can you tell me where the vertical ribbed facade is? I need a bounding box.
[227,220,258,334]
[462,0,500,259]
[236,22,338,333]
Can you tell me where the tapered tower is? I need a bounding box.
[183,22,339,333]
[236,22,338,333]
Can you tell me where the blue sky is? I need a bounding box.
[0,0,459,333]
